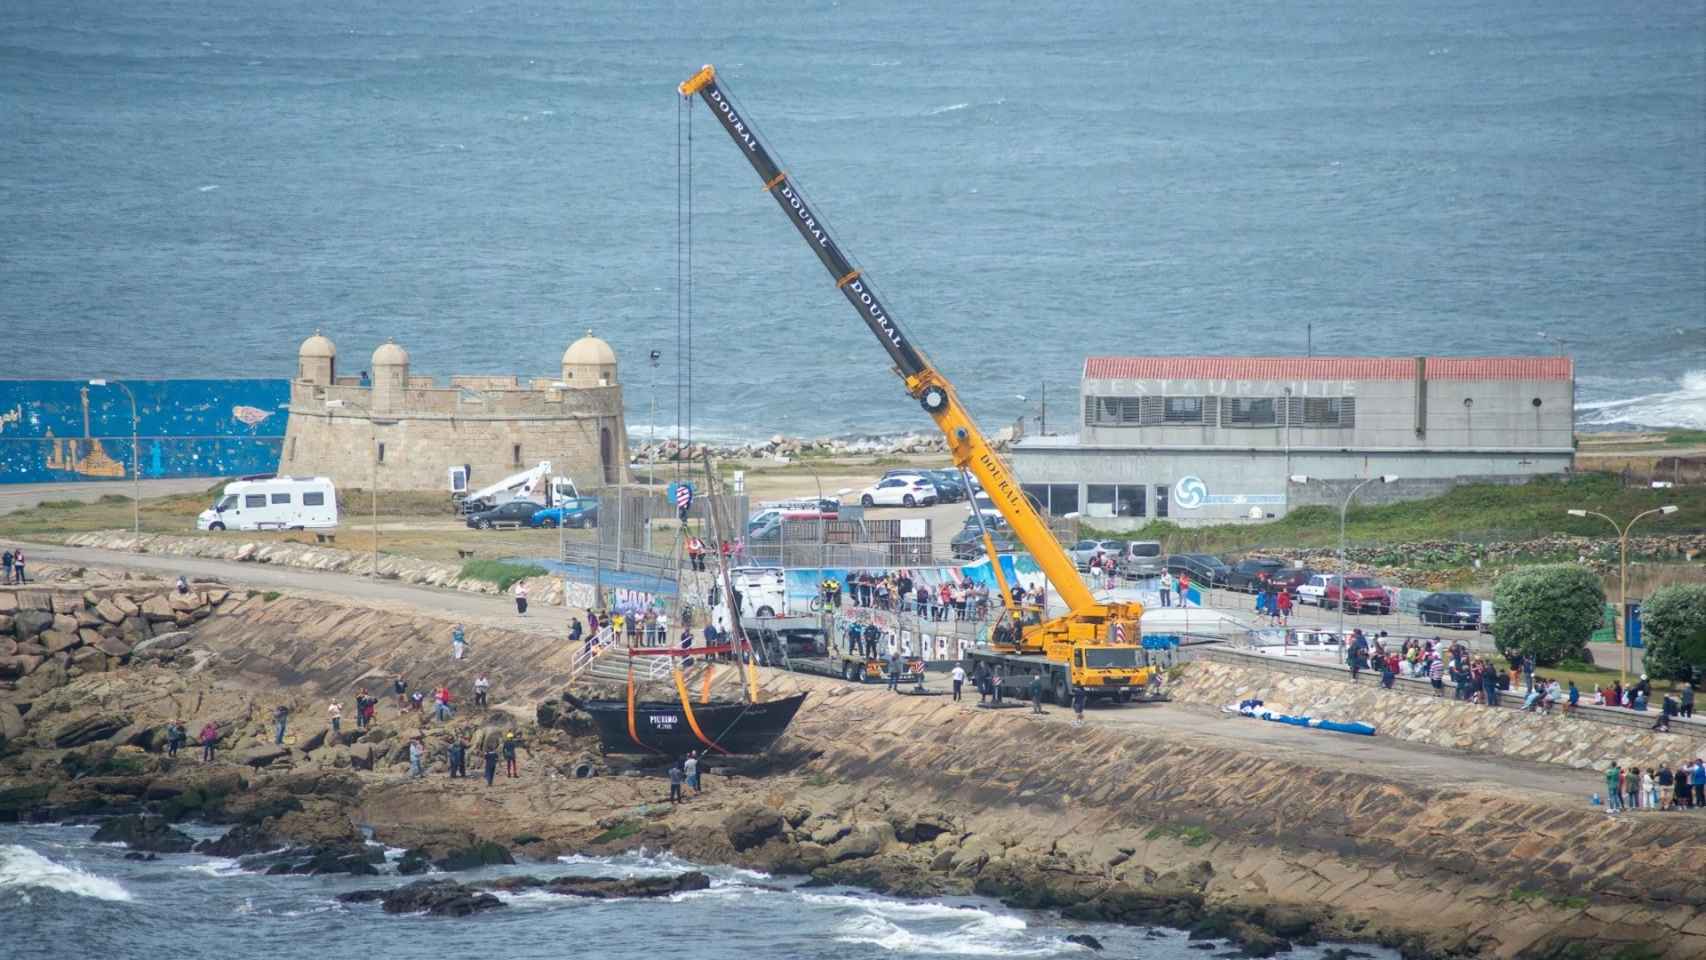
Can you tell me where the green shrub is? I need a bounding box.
[1492,564,1606,666]
[459,560,548,591]
[1638,584,1706,681]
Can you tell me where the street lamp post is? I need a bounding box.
[1291,473,1398,638]
[1566,502,1679,684]
[326,399,381,578]
[1015,386,1047,436]
[88,380,140,534]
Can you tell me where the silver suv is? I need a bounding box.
[1116,541,1165,579]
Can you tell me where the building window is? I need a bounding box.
[1086,484,1146,518]
[1224,397,1278,427]
[1300,397,1355,427]
[377,442,385,463]
[1084,396,1140,426]
[1022,484,1080,517]
[512,443,523,467]
[1154,484,1169,518]
[1163,397,1204,423]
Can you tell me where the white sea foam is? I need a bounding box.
[1576,370,1706,430]
[925,102,971,116]
[833,912,1067,957]
[182,857,245,878]
[197,184,219,192]
[800,891,1018,924]
[0,845,133,902]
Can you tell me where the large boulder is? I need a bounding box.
[168,592,203,613]
[51,595,79,615]
[485,871,711,900]
[40,631,81,656]
[51,613,78,635]
[95,636,133,659]
[119,617,152,643]
[825,823,893,863]
[74,609,102,629]
[254,845,382,877]
[236,744,292,769]
[52,713,133,748]
[78,628,105,648]
[113,595,140,618]
[140,596,175,623]
[0,615,13,637]
[0,638,14,657]
[432,841,514,872]
[0,702,24,742]
[0,657,28,680]
[0,593,15,614]
[194,823,278,858]
[70,647,108,674]
[95,599,126,625]
[724,806,785,852]
[13,609,54,639]
[91,815,195,853]
[337,880,504,917]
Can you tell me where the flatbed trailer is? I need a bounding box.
[792,651,926,685]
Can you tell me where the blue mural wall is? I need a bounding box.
[0,379,290,484]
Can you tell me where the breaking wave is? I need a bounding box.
[1576,370,1706,430]
[0,844,133,902]
[813,892,1070,956]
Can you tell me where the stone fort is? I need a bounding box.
[281,331,631,491]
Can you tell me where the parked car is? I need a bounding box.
[858,475,938,507]
[1417,592,1481,629]
[1296,574,1332,606]
[466,499,544,529]
[950,517,1022,560]
[922,469,968,502]
[1323,574,1391,615]
[1165,553,1231,587]
[1257,566,1316,596]
[1068,539,1127,570]
[1224,557,1290,593]
[1115,541,1165,580]
[531,502,599,529]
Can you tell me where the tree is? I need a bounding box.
[1639,584,1706,681]
[1491,564,1605,666]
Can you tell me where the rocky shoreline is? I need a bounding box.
[4,572,1703,959]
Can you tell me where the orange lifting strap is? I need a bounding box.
[625,662,650,752]
[673,667,729,755]
[699,664,716,704]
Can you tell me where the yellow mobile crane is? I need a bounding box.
[680,65,1158,704]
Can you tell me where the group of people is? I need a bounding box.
[160,719,222,762]
[1604,760,1706,813]
[843,570,994,622]
[948,660,1088,726]
[1155,571,1192,607]
[666,750,705,802]
[1253,584,1294,624]
[1,547,26,585]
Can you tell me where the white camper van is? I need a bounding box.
[197,476,338,531]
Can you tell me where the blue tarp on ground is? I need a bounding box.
[0,378,289,484]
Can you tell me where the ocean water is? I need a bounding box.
[1,0,1701,439]
[0,824,1402,960]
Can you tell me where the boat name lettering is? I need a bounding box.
[648,715,679,728]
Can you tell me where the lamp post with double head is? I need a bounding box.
[1566,500,1679,684]
[88,380,140,534]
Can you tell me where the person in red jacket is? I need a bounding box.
[1275,588,1293,624]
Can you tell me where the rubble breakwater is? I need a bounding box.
[2,575,1702,959]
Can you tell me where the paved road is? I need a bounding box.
[0,478,211,515]
[20,541,578,636]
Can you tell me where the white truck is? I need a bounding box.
[452,461,582,515]
[197,476,338,531]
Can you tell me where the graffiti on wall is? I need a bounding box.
[0,379,289,484]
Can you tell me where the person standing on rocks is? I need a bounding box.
[408,737,424,778]
[482,739,499,786]
[474,673,490,710]
[452,624,466,661]
[2,548,12,585]
[1071,685,1087,728]
[950,661,965,702]
[327,701,342,737]
[1157,570,1173,607]
[683,751,699,796]
[568,617,583,649]
[992,665,1005,705]
[1605,762,1623,813]
[434,685,453,722]
[502,731,520,777]
[164,719,185,758]
[273,704,290,745]
[668,759,684,803]
[11,547,23,584]
[513,580,529,616]
[199,721,219,763]
[394,674,408,708]
[448,735,467,779]
[1029,672,1044,715]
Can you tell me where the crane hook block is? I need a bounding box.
[679,64,717,97]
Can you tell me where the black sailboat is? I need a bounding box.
[563,686,808,756]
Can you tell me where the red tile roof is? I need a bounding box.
[1082,356,1573,382]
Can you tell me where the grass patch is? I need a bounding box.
[1509,887,1588,910]
[591,820,642,844]
[1145,823,1213,847]
[804,772,834,788]
[1663,430,1706,446]
[1083,473,1705,557]
[261,590,282,602]
[458,559,548,591]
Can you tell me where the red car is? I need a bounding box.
[1322,574,1391,615]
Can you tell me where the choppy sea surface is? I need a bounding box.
[0,823,1402,960]
[2,0,1702,437]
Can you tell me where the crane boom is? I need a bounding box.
[679,64,1099,616]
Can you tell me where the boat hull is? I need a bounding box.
[564,692,808,756]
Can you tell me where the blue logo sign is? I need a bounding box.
[1172,475,1284,511]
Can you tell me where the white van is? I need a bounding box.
[197,476,338,531]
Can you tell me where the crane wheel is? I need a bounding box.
[920,386,948,414]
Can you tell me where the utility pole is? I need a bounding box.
[1567,504,1679,684]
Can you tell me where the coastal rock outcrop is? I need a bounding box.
[484,871,712,900]
[338,880,504,917]
[91,814,195,853]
